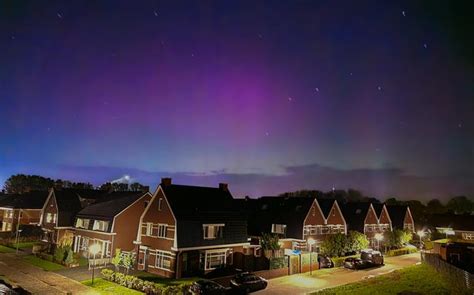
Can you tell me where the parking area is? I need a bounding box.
[255,252,421,295]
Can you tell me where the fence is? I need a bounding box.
[88,257,111,270]
[421,252,473,291]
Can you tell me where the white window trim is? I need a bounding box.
[203,224,225,240]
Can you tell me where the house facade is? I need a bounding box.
[136,179,249,278]
[387,205,415,232]
[72,191,152,260]
[0,191,49,233]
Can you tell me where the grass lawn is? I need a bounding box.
[82,279,143,295]
[134,271,198,287]
[23,255,64,271]
[0,245,15,253]
[312,264,470,295]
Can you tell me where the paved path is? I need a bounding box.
[0,253,99,295]
[256,252,421,295]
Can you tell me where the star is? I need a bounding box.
[402,11,406,17]
[458,123,463,128]
[191,53,195,57]
[377,85,382,91]
[57,12,63,19]
[375,148,381,152]
[288,97,293,102]
[315,87,319,92]
[258,34,263,39]
[154,10,158,17]
[423,43,428,49]
[265,132,269,136]
[10,35,15,40]
[47,127,51,132]
[349,72,353,76]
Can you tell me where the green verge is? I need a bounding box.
[133,271,198,287]
[23,255,64,271]
[0,245,15,253]
[10,242,38,249]
[312,264,470,295]
[82,279,144,295]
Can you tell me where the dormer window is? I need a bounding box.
[158,198,163,211]
[203,224,224,239]
[46,213,56,223]
[75,218,90,229]
[93,220,109,232]
[271,224,286,234]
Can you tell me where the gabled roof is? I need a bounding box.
[159,183,248,248]
[317,198,336,218]
[76,191,147,221]
[245,196,315,240]
[340,202,372,232]
[386,205,409,229]
[426,214,474,231]
[0,191,49,209]
[52,189,83,227]
[372,203,384,218]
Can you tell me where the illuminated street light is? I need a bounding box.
[307,238,316,275]
[89,243,101,285]
[417,230,425,250]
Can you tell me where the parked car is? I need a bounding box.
[344,249,384,270]
[189,279,230,295]
[318,255,334,268]
[230,272,268,294]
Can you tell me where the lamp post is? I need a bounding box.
[89,243,101,285]
[374,233,383,252]
[417,230,425,250]
[308,238,316,275]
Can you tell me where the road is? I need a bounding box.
[255,252,421,295]
[0,253,98,295]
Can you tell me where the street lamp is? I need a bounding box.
[374,233,383,251]
[417,230,425,250]
[307,238,316,275]
[89,243,101,285]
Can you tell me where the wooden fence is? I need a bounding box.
[421,252,473,291]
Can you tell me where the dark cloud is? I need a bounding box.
[29,163,474,202]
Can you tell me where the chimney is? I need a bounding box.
[161,178,172,186]
[219,183,228,191]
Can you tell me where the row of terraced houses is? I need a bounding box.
[0,178,415,278]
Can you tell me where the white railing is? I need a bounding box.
[88,257,111,270]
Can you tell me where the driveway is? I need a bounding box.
[255,252,421,295]
[0,253,98,295]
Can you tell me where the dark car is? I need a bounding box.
[343,257,367,269]
[189,279,230,295]
[344,249,384,270]
[230,272,268,294]
[318,255,335,268]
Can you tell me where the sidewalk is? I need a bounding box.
[0,253,99,294]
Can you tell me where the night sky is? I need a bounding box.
[1,1,473,201]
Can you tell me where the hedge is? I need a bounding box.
[101,269,192,294]
[269,257,288,270]
[386,247,418,257]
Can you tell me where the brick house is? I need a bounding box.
[135,178,249,278]
[245,196,346,253]
[0,191,49,233]
[372,203,393,232]
[72,191,152,259]
[341,202,383,246]
[386,205,415,232]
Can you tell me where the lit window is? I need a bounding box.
[204,249,230,270]
[75,218,90,229]
[93,220,109,232]
[155,251,172,270]
[203,224,224,239]
[462,233,474,240]
[146,223,153,236]
[271,224,286,234]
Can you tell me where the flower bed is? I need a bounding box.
[101,269,192,294]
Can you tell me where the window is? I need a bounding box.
[204,249,229,270]
[75,218,90,229]
[155,251,172,270]
[158,198,163,211]
[146,223,153,236]
[158,224,167,238]
[46,213,56,223]
[271,224,286,234]
[462,233,474,240]
[203,224,224,239]
[93,220,109,232]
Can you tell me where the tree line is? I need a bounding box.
[2,174,148,194]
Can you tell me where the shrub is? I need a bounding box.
[386,247,417,257]
[64,248,74,265]
[101,269,114,281]
[269,256,287,269]
[53,246,66,263]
